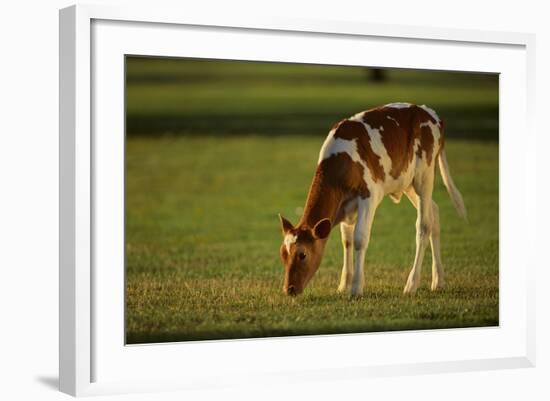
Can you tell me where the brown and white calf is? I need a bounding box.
[278,102,466,297]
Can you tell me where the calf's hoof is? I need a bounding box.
[430,278,445,292]
[403,276,419,295]
[350,284,364,298]
[337,281,351,294]
[337,285,348,294]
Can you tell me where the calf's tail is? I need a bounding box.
[438,148,467,221]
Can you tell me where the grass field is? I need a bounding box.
[125,58,499,344]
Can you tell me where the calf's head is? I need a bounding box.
[278,214,332,296]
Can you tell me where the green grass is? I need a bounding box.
[125,57,498,344]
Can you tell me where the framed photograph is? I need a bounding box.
[59,4,536,396]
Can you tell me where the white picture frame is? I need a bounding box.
[59,4,536,397]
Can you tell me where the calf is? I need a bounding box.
[278,103,466,297]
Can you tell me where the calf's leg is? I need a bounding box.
[405,189,444,292]
[403,171,434,294]
[338,222,355,293]
[351,197,379,297]
[429,201,444,290]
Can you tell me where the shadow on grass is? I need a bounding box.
[126,319,499,345]
[127,105,498,141]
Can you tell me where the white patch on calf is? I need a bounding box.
[420,104,441,124]
[386,115,400,126]
[359,121,392,179]
[385,102,412,109]
[319,136,359,164]
[318,128,337,164]
[284,233,297,252]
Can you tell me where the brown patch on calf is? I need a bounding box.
[332,119,362,141]
[321,153,370,199]
[361,109,415,179]
[332,120,385,182]
[417,124,434,164]
[302,152,369,227]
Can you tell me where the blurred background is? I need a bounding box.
[126,58,498,139]
[125,57,498,344]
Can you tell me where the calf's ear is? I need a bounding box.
[278,214,294,235]
[312,218,332,239]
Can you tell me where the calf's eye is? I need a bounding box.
[298,252,306,260]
